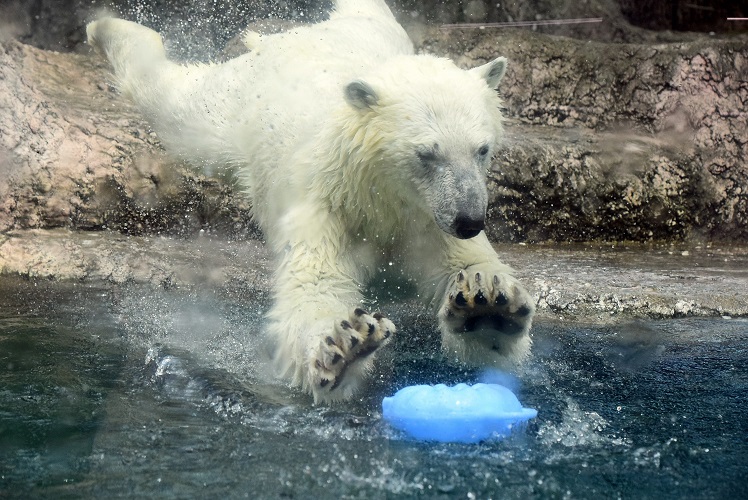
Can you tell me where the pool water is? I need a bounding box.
[1,277,747,498]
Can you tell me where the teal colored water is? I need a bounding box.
[1,278,746,498]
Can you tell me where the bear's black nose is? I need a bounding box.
[453,216,485,239]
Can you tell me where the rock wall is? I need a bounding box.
[0,6,746,247]
[417,28,748,241]
[0,41,256,238]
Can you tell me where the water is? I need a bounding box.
[1,277,747,498]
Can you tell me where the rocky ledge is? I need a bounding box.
[2,229,746,322]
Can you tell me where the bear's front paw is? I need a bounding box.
[311,308,395,402]
[439,267,534,365]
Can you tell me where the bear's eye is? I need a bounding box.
[417,150,437,163]
[478,145,490,157]
[416,144,439,164]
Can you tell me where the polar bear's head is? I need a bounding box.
[343,55,507,239]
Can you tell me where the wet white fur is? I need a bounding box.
[87,0,531,402]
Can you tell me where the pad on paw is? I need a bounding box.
[313,308,395,395]
[441,268,534,341]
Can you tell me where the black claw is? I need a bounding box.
[341,320,353,330]
[354,308,368,317]
[475,291,488,305]
[496,293,508,306]
[367,323,376,336]
[457,271,465,283]
[329,363,348,391]
[475,272,482,282]
[325,336,336,346]
[384,329,391,339]
[331,353,343,365]
[320,378,330,387]
[517,305,532,316]
[357,345,379,359]
[373,312,384,320]
[350,335,359,349]
[455,291,468,307]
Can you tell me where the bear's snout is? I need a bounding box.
[453,215,485,239]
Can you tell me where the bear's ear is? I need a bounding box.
[470,56,508,89]
[345,80,379,110]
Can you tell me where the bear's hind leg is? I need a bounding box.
[87,18,167,82]
[88,17,240,172]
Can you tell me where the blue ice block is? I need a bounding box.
[382,383,537,443]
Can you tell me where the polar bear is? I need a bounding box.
[87,0,535,403]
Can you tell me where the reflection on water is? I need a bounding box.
[1,277,747,498]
